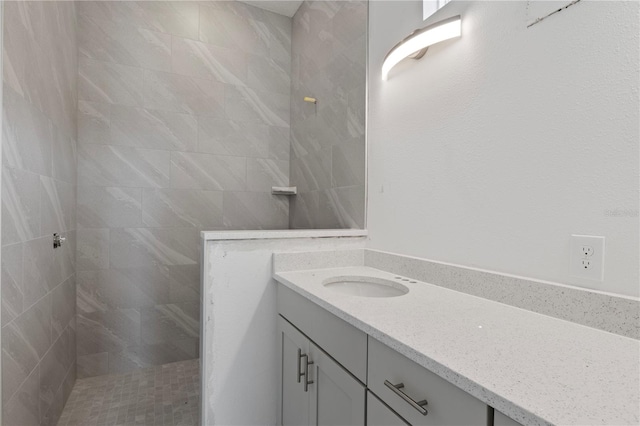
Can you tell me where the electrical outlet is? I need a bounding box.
[570,235,605,281]
[580,259,592,269]
[581,246,594,257]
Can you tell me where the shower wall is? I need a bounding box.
[75,1,291,377]
[1,1,78,425]
[289,0,367,229]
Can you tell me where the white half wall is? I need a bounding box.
[367,1,639,297]
[200,233,366,425]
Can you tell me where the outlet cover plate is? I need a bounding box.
[570,235,605,281]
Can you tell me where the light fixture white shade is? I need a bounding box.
[382,15,461,81]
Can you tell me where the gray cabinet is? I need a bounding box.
[494,410,523,426]
[309,343,365,426]
[279,316,310,426]
[278,284,492,426]
[367,391,409,426]
[278,316,365,426]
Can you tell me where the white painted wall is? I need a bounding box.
[367,1,639,297]
[200,233,366,426]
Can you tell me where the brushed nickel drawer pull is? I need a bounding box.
[304,358,314,392]
[297,349,306,383]
[384,380,428,416]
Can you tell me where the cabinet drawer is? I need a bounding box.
[368,337,487,426]
[367,391,409,426]
[278,285,367,382]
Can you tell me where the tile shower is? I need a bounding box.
[0,0,366,425]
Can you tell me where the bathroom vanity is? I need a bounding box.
[277,285,503,426]
[273,249,640,426]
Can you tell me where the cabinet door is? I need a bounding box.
[367,391,410,426]
[308,343,366,426]
[494,410,523,426]
[278,316,311,426]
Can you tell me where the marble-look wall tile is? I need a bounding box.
[79,15,172,72]
[78,144,171,188]
[247,54,291,95]
[166,264,200,304]
[55,232,77,288]
[225,85,289,127]
[41,376,64,426]
[138,1,200,40]
[2,1,30,98]
[110,105,197,151]
[2,85,53,177]
[52,277,76,341]
[171,36,247,85]
[289,190,318,229]
[77,352,109,379]
[5,1,78,140]
[269,126,290,161]
[39,330,72,419]
[77,186,142,229]
[289,0,366,229]
[74,0,293,376]
[79,1,200,41]
[22,238,57,308]
[77,268,171,314]
[197,117,270,158]
[139,302,199,345]
[43,360,75,426]
[2,166,41,245]
[20,234,75,311]
[78,100,111,145]
[2,243,24,325]
[61,356,76,402]
[3,364,40,426]
[332,140,365,187]
[142,70,225,116]
[142,188,223,228]
[289,186,365,230]
[2,1,78,422]
[78,58,145,106]
[266,13,292,66]
[223,192,289,229]
[107,339,198,375]
[324,186,365,229]
[2,294,52,405]
[77,309,140,356]
[40,177,76,236]
[291,147,333,192]
[332,2,368,53]
[109,227,199,269]
[77,229,110,271]
[246,158,289,192]
[52,127,77,186]
[170,152,246,191]
[198,6,269,55]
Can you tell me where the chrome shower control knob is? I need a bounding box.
[53,233,66,249]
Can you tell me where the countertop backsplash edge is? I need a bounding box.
[271,248,639,339]
[363,249,639,340]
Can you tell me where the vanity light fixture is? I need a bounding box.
[382,15,461,81]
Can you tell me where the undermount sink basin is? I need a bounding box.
[322,276,409,298]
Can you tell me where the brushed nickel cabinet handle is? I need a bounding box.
[304,359,314,392]
[297,349,305,383]
[384,380,428,416]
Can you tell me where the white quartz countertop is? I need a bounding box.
[201,229,367,241]
[273,266,640,426]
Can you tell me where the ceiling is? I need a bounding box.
[240,1,303,17]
